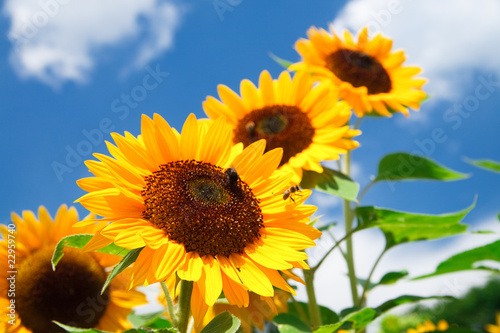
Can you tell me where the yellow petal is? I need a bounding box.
[259,70,276,105]
[245,243,293,270]
[217,84,248,116]
[83,231,113,252]
[153,242,186,281]
[232,254,273,297]
[180,113,200,160]
[198,117,232,165]
[221,271,249,307]
[191,282,210,327]
[198,256,223,306]
[177,252,204,281]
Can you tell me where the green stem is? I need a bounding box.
[343,151,359,305]
[326,228,348,261]
[176,280,194,333]
[358,248,387,307]
[161,281,177,327]
[303,268,322,330]
[353,117,363,130]
[311,227,358,274]
[356,180,376,207]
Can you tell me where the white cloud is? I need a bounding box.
[332,0,500,101]
[3,0,183,88]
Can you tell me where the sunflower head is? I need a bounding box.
[291,26,427,117]
[203,70,360,183]
[0,205,146,333]
[76,114,321,325]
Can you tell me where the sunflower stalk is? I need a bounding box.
[303,268,322,329]
[161,281,176,326]
[343,151,359,305]
[175,280,194,333]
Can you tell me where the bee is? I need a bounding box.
[245,121,256,136]
[224,166,239,186]
[282,185,302,202]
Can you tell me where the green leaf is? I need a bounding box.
[144,318,173,329]
[52,234,129,270]
[358,271,409,292]
[274,313,312,333]
[464,157,500,174]
[378,270,409,285]
[313,308,377,333]
[268,52,293,69]
[356,201,474,248]
[123,329,177,333]
[53,322,106,332]
[301,167,359,201]
[317,222,338,233]
[341,308,377,329]
[356,277,377,291]
[55,321,177,333]
[338,306,362,318]
[123,329,178,333]
[128,311,171,328]
[375,153,468,182]
[376,295,454,313]
[472,230,496,234]
[200,311,240,333]
[287,301,339,326]
[314,295,453,333]
[414,239,500,279]
[102,247,144,293]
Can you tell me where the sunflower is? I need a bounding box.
[0,205,146,333]
[75,114,321,325]
[202,70,360,183]
[290,26,427,117]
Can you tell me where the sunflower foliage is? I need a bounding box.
[39,25,500,333]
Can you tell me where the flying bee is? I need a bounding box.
[245,121,256,136]
[224,166,239,186]
[283,185,302,202]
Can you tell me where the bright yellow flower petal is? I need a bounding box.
[76,113,319,319]
[291,26,426,117]
[203,70,359,183]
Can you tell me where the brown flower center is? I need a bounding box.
[325,49,392,94]
[15,247,109,333]
[233,105,315,166]
[141,160,264,257]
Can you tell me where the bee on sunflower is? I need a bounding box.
[75,114,321,328]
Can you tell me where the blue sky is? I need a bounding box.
[1,0,500,315]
